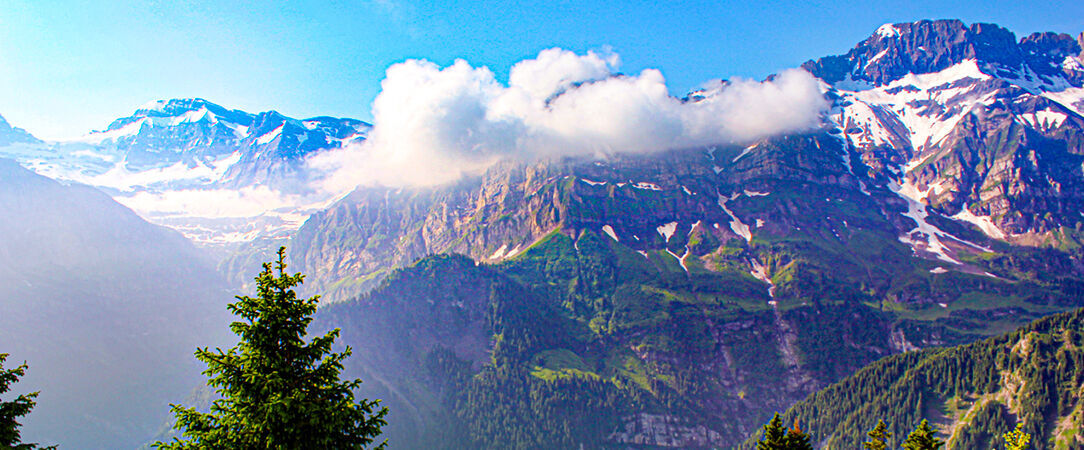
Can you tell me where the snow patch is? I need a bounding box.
[750,259,776,298]
[1042,86,1084,115]
[890,180,992,264]
[489,244,509,259]
[70,118,148,144]
[656,222,678,243]
[951,205,1006,240]
[718,194,751,242]
[602,225,619,242]
[506,244,522,258]
[876,23,900,39]
[1019,109,1068,129]
[633,182,662,191]
[256,125,284,145]
[732,143,758,162]
[667,247,690,273]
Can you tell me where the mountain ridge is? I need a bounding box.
[284,18,1084,448]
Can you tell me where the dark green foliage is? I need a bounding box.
[0,354,52,450]
[903,419,944,450]
[743,308,1084,449]
[783,419,814,450]
[756,413,814,450]
[951,401,1013,449]
[156,248,388,449]
[863,419,891,450]
[757,413,788,449]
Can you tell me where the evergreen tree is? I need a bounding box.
[0,354,52,450]
[757,414,813,450]
[783,418,814,450]
[863,419,891,450]
[756,413,788,450]
[1003,423,1030,450]
[155,248,388,449]
[902,419,944,450]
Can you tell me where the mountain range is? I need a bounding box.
[0,100,368,248]
[1,17,1084,449]
[291,19,1084,448]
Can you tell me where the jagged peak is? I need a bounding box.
[804,19,1082,88]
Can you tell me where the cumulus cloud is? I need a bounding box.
[310,48,828,191]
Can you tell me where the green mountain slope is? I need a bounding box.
[312,214,1084,448]
[741,308,1084,450]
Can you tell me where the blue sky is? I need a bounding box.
[1,0,1081,139]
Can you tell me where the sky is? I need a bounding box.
[0,0,1081,140]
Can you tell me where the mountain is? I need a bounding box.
[0,114,41,146]
[742,307,1084,449]
[294,19,1084,302]
[0,159,232,448]
[288,19,1084,448]
[807,19,1084,244]
[2,98,370,248]
[64,98,369,189]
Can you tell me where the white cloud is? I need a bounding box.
[507,47,618,101]
[310,47,830,191]
[116,186,303,219]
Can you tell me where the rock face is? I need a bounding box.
[803,20,1083,87]
[813,19,1084,242]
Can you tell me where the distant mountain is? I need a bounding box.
[0,99,370,247]
[65,97,369,190]
[0,159,232,448]
[744,307,1084,449]
[289,20,1084,448]
[0,114,40,146]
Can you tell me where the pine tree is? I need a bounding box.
[1003,423,1030,450]
[756,413,788,450]
[155,247,388,449]
[783,418,814,450]
[756,414,815,450]
[0,354,52,450]
[902,419,944,450]
[863,419,891,449]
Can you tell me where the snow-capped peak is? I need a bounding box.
[876,23,900,39]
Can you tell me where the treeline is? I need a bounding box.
[750,414,1033,449]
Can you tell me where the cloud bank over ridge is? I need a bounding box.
[314,47,830,190]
